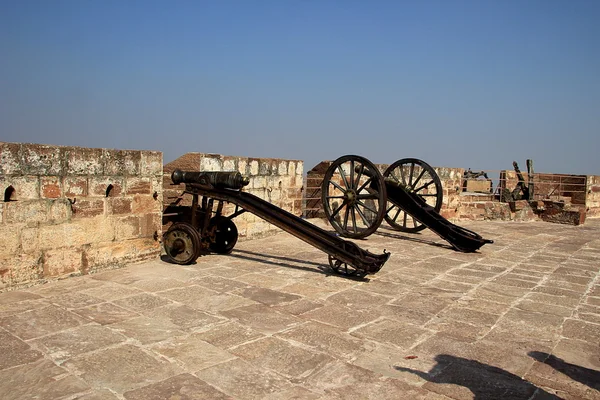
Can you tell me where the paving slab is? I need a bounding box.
[0,218,599,399]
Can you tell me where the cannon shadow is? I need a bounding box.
[228,249,370,281]
[395,354,562,400]
[373,227,455,250]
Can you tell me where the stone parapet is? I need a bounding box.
[0,142,162,290]
[163,153,303,240]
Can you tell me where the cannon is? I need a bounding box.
[321,155,493,252]
[162,169,390,276]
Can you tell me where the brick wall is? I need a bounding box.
[163,153,303,240]
[0,142,162,290]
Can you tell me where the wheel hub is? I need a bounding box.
[345,189,357,205]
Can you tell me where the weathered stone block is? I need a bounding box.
[63,177,88,198]
[72,199,104,218]
[200,156,223,172]
[126,177,152,195]
[464,179,492,193]
[141,151,163,176]
[132,195,159,214]
[49,199,71,223]
[21,144,63,175]
[238,159,248,175]
[0,224,21,257]
[223,157,236,171]
[66,218,115,246]
[288,161,296,176]
[251,176,266,189]
[43,248,82,277]
[0,142,22,175]
[109,198,133,215]
[4,254,41,284]
[4,201,48,224]
[41,176,62,199]
[1,175,40,200]
[249,160,259,175]
[20,227,39,254]
[115,216,140,240]
[140,213,161,238]
[38,225,67,250]
[65,147,104,175]
[277,160,288,175]
[89,177,123,197]
[103,150,141,176]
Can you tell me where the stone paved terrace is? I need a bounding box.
[1,219,599,400]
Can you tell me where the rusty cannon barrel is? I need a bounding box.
[171,169,250,190]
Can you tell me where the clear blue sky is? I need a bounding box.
[1,0,599,175]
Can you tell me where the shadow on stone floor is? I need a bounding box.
[395,354,562,400]
[229,250,371,282]
[373,228,455,250]
[529,351,600,392]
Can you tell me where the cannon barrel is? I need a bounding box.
[171,169,250,189]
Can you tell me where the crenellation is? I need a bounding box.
[22,144,63,176]
[65,147,104,175]
[0,142,24,175]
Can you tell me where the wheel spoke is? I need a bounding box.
[355,205,371,227]
[350,160,355,189]
[354,163,364,189]
[408,163,415,187]
[356,200,377,214]
[330,202,345,219]
[326,195,345,199]
[399,167,407,186]
[337,165,350,189]
[356,177,373,193]
[412,169,426,189]
[392,207,402,222]
[403,212,408,227]
[414,180,435,193]
[351,207,357,233]
[329,180,345,193]
[420,193,438,197]
[343,206,350,231]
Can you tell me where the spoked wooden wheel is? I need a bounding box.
[322,155,386,239]
[383,158,443,233]
[163,222,201,265]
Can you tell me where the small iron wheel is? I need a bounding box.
[383,158,443,233]
[328,255,365,276]
[208,216,238,254]
[163,222,201,265]
[321,155,387,239]
[327,241,366,277]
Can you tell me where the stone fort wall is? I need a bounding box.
[0,142,163,290]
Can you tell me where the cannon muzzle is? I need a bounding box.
[172,169,250,190]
